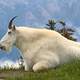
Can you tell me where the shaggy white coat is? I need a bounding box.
[15,27,80,71]
[1,27,80,72]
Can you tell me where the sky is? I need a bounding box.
[0,0,80,68]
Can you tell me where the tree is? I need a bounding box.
[46,19,77,41]
[46,19,56,30]
[59,20,66,26]
[58,20,77,41]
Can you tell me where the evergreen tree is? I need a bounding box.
[46,19,77,41]
[46,19,56,30]
[58,20,77,41]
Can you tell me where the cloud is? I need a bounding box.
[0,0,79,26]
[0,59,20,69]
[37,5,51,19]
[0,0,29,9]
[46,0,60,14]
[25,11,37,21]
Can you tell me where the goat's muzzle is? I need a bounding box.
[0,45,6,51]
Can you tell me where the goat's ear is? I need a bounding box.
[12,25,16,31]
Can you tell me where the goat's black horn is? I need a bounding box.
[8,16,18,29]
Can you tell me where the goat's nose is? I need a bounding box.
[0,46,4,50]
[0,44,5,50]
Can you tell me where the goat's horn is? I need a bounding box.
[8,16,18,29]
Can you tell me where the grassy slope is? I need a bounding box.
[0,60,80,80]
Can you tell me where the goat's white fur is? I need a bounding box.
[1,27,80,72]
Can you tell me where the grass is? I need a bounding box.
[0,60,80,80]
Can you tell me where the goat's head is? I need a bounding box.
[0,16,17,52]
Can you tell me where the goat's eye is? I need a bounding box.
[8,31,11,34]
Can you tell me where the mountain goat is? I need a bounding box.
[0,16,80,72]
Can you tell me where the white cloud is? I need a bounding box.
[46,1,60,14]
[25,11,37,20]
[62,0,78,8]
[37,5,51,19]
[0,59,20,69]
[0,0,29,9]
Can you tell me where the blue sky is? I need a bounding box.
[0,0,80,64]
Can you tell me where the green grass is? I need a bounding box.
[1,60,80,80]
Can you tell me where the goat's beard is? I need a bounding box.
[6,47,12,52]
[4,44,13,53]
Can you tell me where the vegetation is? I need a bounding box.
[46,19,77,41]
[46,19,56,30]
[58,20,77,41]
[0,60,80,80]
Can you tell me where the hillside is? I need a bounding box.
[0,60,80,80]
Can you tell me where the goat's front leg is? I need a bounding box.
[23,58,30,71]
[33,60,59,72]
[32,61,49,72]
[24,58,34,71]
[32,52,59,72]
[24,64,29,71]
[32,57,59,72]
[24,62,29,71]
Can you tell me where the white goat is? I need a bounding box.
[0,16,80,72]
